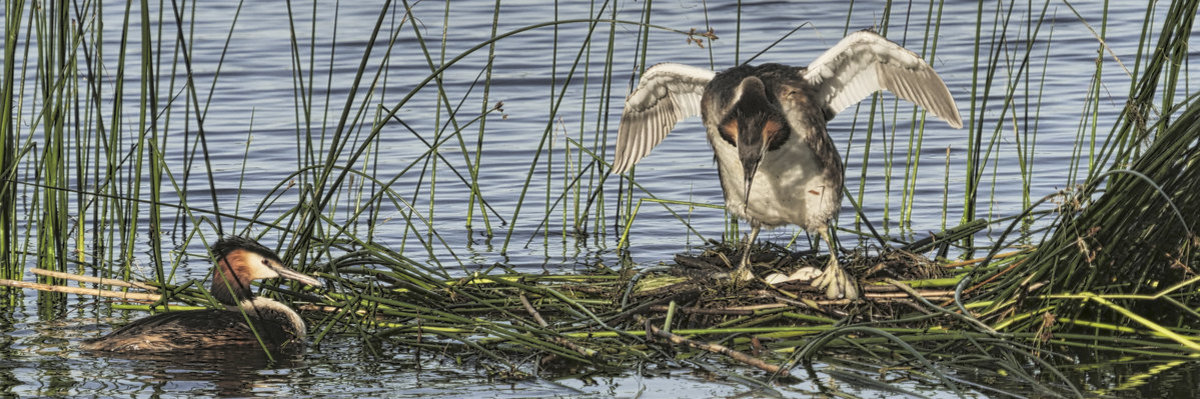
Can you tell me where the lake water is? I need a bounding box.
[2,0,1196,397]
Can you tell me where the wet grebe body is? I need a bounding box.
[81,236,323,352]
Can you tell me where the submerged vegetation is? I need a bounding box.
[2,0,1199,396]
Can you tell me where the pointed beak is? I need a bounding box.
[741,158,759,210]
[270,264,324,288]
[740,139,771,209]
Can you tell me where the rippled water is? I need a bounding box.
[3,0,1197,397]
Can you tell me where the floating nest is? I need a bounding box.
[628,239,957,328]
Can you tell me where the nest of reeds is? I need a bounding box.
[626,240,954,329]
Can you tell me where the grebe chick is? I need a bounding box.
[613,30,962,299]
[81,236,323,352]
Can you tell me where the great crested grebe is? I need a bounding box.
[612,30,962,299]
[81,236,323,352]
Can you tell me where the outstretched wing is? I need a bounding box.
[803,30,963,128]
[612,63,715,174]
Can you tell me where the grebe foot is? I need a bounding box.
[811,261,859,300]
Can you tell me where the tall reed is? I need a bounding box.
[978,0,1200,331]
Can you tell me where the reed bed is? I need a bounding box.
[2,0,1198,396]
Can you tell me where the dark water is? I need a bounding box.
[3,0,1197,397]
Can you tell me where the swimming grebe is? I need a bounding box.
[81,236,323,352]
[612,30,962,299]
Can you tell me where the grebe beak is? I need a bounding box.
[742,162,757,211]
[270,264,324,288]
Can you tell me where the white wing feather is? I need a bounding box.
[803,30,963,128]
[612,63,715,174]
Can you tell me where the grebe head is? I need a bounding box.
[210,236,323,307]
[716,75,790,209]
